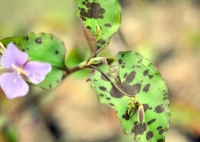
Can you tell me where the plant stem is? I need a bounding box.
[89,65,135,98]
[64,57,105,75]
[64,61,87,75]
[64,58,135,98]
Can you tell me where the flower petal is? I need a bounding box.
[0,72,29,99]
[0,43,28,68]
[23,61,52,84]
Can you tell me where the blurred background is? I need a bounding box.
[0,0,200,142]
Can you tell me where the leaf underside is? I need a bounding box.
[0,32,66,90]
[89,51,170,142]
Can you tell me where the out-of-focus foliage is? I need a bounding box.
[65,46,90,77]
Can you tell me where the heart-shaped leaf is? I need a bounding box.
[89,51,170,142]
[0,32,66,90]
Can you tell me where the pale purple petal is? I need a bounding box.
[0,43,28,69]
[23,61,52,84]
[0,72,29,99]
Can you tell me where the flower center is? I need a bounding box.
[12,64,27,76]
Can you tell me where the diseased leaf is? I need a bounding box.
[106,57,120,84]
[80,19,97,58]
[89,51,170,142]
[76,0,121,54]
[0,32,66,90]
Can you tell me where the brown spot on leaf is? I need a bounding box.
[35,38,42,44]
[109,77,142,98]
[122,110,130,120]
[146,131,153,140]
[100,94,104,97]
[131,122,147,136]
[155,105,165,113]
[104,23,112,27]
[148,75,153,79]
[118,59,122,64]
[143,70,149,76]
[136,65,141,68]
[110,86,124,98]
[163,97,168,100]
[125,71,136,83]
[55,50,59,54]
[99,86,107,91]
[156,126,162,130]
[106,97,111,100]
[163,93,168,96]
[143,84,150,92]
[147,118,156,125]
[80,2,105,20]
[86,26,91,29]
[24,35,29,40]
[143,69,153,79]
[159,129,166,135]
[123,73,128,78]
[157,139,164,142]
[131,83,141,95]
[109,103,114,107]
[143,104,150,112]
[121,82,141,96]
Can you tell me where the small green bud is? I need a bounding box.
[95,24,101,41]
[127,97,138,118]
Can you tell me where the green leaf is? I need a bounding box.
[89,51,170,142]
[0,32,66,90]
[76,0,121,55]
[80,20,98,58]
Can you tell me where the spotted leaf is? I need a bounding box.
[76,0,121,55]
[0,32,66,90]
[80,19,97,58]
[89,51,170,142]
[106,57,120,84]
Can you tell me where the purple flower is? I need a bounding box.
[0,43,52,99]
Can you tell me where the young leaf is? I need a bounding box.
[89,51,170,142]
[0,33,66,90]
[76,0,121,53]
[106,57,120,84]
[80,19,97,58]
